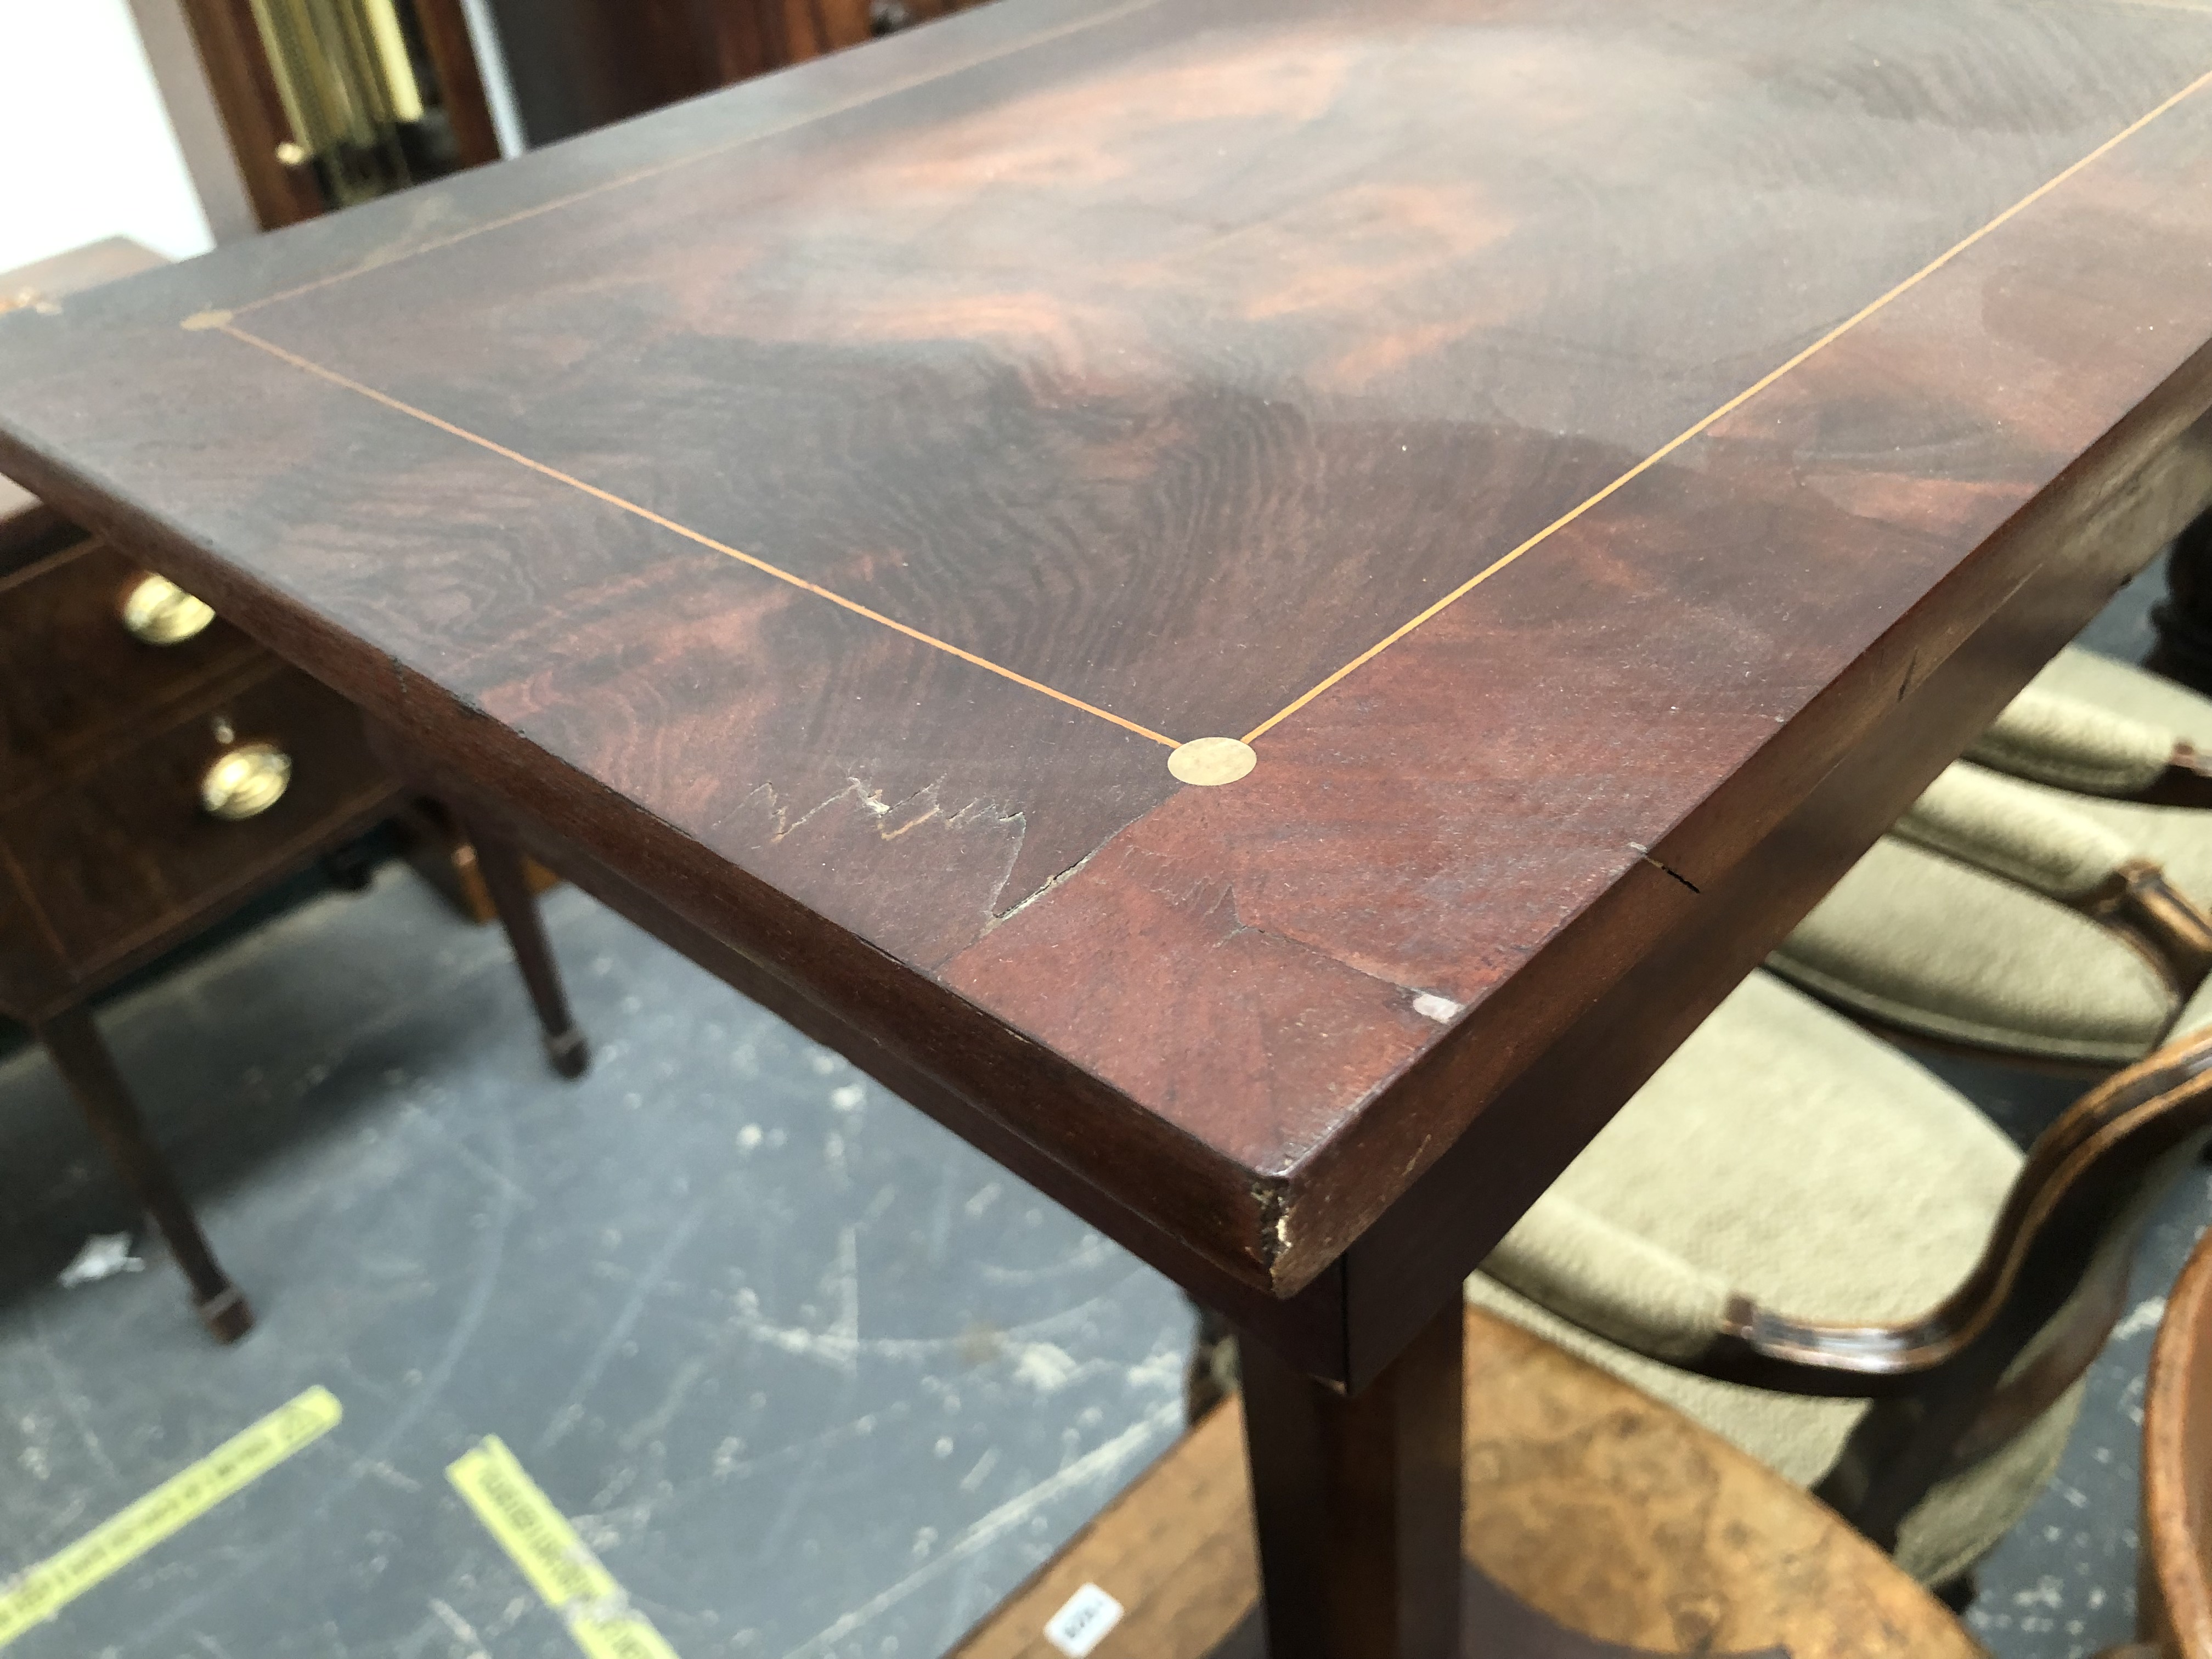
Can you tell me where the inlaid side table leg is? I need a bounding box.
[1237,1296,1464,1659]
[465,815,591,1079]
[34,1004,253,1343]
[2149,504,2212,695]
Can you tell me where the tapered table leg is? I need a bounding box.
[35,1003,253,1343]
[465,815,591,1079]
[1237,1296,1465,1659]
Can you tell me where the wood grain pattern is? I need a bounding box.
[2137,1224,2212,1656]
[1458,1315,1980,1657]
[7,0,2212,1319]
[1,241,155,574]
[949,1307,1980,1659]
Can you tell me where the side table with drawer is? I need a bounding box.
[0,464,403,1341]
[0,240,586,1341]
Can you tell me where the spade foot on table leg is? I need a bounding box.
[544,1025,591,1079]
[464,814,591,1081]
[37,1003,253,1347]
[194,1284,256,1344]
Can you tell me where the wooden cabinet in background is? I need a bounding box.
[1,238,578,1344]
[0,241,407,1025]
[161,0,996,231]
[0,240,405,1342]
[177,0,502,230]
[480,0,992,147]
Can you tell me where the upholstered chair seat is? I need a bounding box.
[1768,651,2212,1066]
[1469,969,2101,1587]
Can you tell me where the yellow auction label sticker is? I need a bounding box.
[448,1436,680,1659]
[0,1385,342,1649]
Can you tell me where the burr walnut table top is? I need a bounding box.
[7,0,2212,1309]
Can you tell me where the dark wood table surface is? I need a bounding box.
[9,0,2212,1650]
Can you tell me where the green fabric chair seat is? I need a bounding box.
[1769,648,2212,1066]
[1770,836,2174,1066]
[2001,646,2212,899]
[1468,969,2081,1587]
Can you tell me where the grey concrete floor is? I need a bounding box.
[0,552,2197,1659]
[0,872,1190,1658]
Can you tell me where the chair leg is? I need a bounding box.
[465,816,589,1079]
[1186,1298,1240,1425]
[34,1004,253,1343]
[1815,1378,1993,1555]
[1930,1571,1978,1614]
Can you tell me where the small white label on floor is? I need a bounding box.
[1043,1582,1124,1657]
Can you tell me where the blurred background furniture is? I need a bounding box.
[1,238,403,1340]
[1771,655,2212,1072]
[0,235,584,1342]
[159,0,1000,225]
[973,1305,1982,1659]
[2153,506,2212,701]
[175,0,500,227]
[476,0,990,147]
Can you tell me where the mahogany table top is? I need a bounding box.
[8,0,2212,1309]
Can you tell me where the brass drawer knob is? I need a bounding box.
[201,742,292,821]
[121,574,216,645]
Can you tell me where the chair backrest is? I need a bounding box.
[2138,1225,2212,1657]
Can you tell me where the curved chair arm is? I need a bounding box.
[1689,1029,2212,1392]
[1482,1176,2131,1413]
[1491,1194,2130,1412]
[1895,763,2212,992]
[1493,1025,2212,1551]
[1739,1029,2212,1545]
[2092,860,2212,994]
